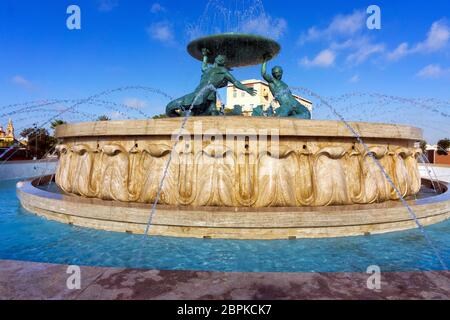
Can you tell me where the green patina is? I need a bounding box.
[166,33,310,119]
[262,57,311,119]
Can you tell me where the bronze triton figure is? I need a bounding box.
[166,48,256,117]
[261,55,311,119]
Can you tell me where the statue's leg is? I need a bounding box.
[293,105,311,119]
[166,100,183,117]
[202,91,219,116]
[197,100,219,116]
[208,100,220,116]
[275,106,291,117]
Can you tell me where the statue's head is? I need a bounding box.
[215,55,227,67]
[272,66,283,80]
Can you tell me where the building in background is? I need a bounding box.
[426,145,450,165]
[225,79,313,116]
[0,119,15,148]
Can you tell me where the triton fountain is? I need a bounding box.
[16,33,450,240]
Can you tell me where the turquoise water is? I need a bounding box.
[1,179,449,272]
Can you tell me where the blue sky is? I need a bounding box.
[0,0,449,142]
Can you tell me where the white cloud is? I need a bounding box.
[298,10,384,68]
[387,42,409,61]
[329,36,385,66]
[241,14,287,40]
[300,49,336,68]
[98,0,118,12]
[415,20,450,53]
[327,10,366,35]
[416,64,450,79]
[349,74,360,83]
[346,42,385,65]
[11,75,33,89]
[299,10,365,44]
[123,98,148,109]
[147,21,175,44]
[387,19,450,61]
[110,111,122,120]
[150,3,166,14]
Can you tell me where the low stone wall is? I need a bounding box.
[0,159,57,181]
[419,164,450,183]
[16,179,450,239]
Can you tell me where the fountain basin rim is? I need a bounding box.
[55,118,423,141]
[187,33,281,68]
[17,178,450,240]
[24,177,450,212]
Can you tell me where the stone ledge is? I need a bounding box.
[0,259,448,300]
[16,179,450,239]
[55,118,423,140]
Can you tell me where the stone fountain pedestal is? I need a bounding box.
[16,117,450,239]
[53,117,423,207]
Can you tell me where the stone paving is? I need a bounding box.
[0,260,449,300]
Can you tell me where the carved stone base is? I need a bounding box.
[54,118,423,207]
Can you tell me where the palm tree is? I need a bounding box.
[152,114,168,119]
[50,119,67,131]
[419,140,427,155]
[437,138,450,156]
[96,115,111,121]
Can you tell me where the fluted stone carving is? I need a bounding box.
[55,140,422,207]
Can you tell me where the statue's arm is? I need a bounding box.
[202,55,209,73]
[261,60,273,83]
[226,72,257,96]
[201,48,210,73]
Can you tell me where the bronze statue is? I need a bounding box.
[251,105,265,117]
[262,56,311,119]
[166,48,256,117]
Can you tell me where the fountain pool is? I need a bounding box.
[2,179,449,272]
